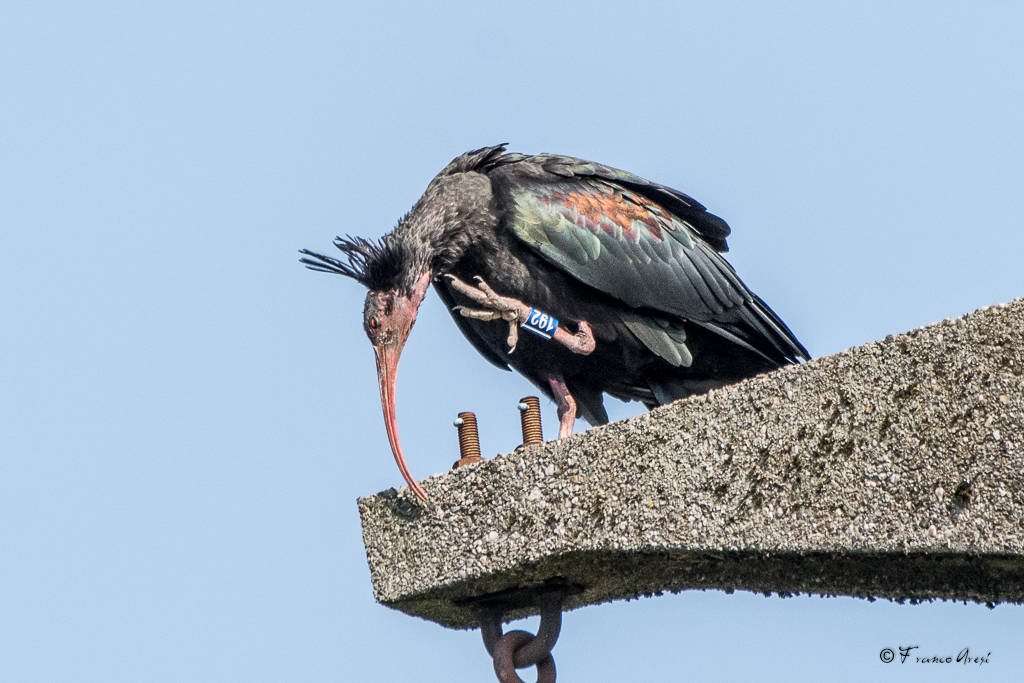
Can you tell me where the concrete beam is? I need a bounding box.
[358,298,1024,628]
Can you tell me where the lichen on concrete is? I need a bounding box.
[358,298,1024,628]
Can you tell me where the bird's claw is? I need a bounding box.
[506,324,518,354]
[445,274,528,354]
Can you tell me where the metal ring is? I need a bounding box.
[471,582,579,682]
[493,630,556,683]
[510,592,563,668]
[478,591,563,665]
[480,606,504,656]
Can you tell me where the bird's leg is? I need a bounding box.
[560,321,597,355]
[445,275,596,355]
[547,377,577,439]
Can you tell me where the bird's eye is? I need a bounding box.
[368,317,380,331]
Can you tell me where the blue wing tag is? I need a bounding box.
[521,308,559,339]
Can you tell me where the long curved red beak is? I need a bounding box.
[374,343,428,502]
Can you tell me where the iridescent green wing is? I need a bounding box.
[498,158,807,364]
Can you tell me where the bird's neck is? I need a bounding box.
[393,172,497,277]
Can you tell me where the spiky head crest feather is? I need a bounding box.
[299,232,428,294]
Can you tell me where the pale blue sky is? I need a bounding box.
[2,1,1022,681]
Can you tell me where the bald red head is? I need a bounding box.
[363,272,431,501]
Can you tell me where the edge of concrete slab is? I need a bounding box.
[358,298,1024,629]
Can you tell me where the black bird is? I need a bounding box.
[301,144,808,500]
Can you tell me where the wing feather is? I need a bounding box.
[492,159,808,364]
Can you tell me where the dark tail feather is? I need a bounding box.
[748,293,810,362]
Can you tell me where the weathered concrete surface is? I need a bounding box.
[358,298,1024,628]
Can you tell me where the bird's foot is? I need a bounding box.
[446,275,530,352]
[445,274,597,356]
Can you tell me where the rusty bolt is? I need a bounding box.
[453,411,484,469]
[518,396,543,446]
